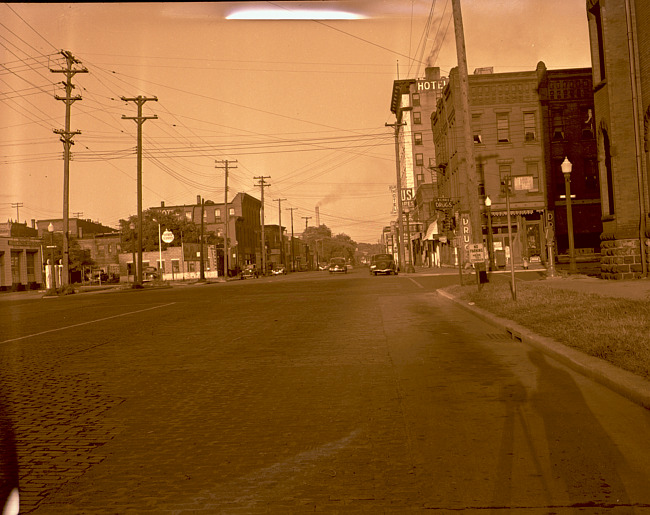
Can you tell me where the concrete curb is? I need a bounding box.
[437,288,650,411]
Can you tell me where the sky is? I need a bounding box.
[0,1,593,243]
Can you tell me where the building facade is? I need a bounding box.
[433,67,547,268]
[586,0,650,278]
[0,222,43,290]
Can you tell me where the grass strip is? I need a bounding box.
[445,281,650,380]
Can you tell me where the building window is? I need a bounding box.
[172,259,180,273]
[185,211,192,221]
[582,107,595,139]
[414,132,423,145]
[229,207,235,216]
[26,252,35,281]
[412,93,420,107]
[472,114,482,144]
[526,162,540,191]
[413,112,421,124]
[552,110,564,140]
[590,1,606,82]
[524,112,536,141]
[497,113,510,143]
[415,153,424,166]
[499,165,512,195]
[584,158,599,194]
[428,157,436,169]
[416,173,425,185]
[215,208,221,221]
[108,244,113,254]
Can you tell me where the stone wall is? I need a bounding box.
[600,237,645,279]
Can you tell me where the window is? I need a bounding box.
[416,173,425,185]
[185,211,192,221]
[584,158,599,194]
[428,157,436,169]
[499,165,512,195]
[497,113,510,142]
[215,208,221,221]
[412,93,420,107]
[414,133,423,145]
[108,244,113,254]
[582,107,595,138]
[472,115,482,144]
[229,207,235,216]
[172,259,180,273]
[415,153,424,166]
[413,112,422,124]
[526,162,540,191]
[524,112,536,141]
[26,252,35,281]
[552,110,564,140]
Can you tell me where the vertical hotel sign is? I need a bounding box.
[461,212,471,260]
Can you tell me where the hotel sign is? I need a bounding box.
[416,79,447,91]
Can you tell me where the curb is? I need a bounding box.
[437,288,650,411]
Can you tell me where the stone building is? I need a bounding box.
[0,221,43,290]
[586,0,650,278]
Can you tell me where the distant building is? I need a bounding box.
[76,232,123,276]
[35,218,117,238]
[0,221,43,290]
[586,0,650,278]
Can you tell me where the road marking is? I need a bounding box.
[408,278,424,288]
[1,303,176,344]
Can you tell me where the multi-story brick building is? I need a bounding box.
[389,67,447,267]
[586,0,650,278]
[536,62,602,257]
[432,67,547,268]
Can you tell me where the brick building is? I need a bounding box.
[536,62,602,256]
[586,0,650,278]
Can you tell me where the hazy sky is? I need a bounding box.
[1,1,592,243]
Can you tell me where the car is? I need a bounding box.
[318,262,329,271]
[241,264,259,279]
[369,253,398,275]
[328,257,347,274]
[271,265,287,275]
[142,266,160,282]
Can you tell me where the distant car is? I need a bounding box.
[271,265,287,275]
[328,257,347,274]
[241,264,259,279]
[318,262,329,271]
[369,254,398,275]
[142,266,159,282]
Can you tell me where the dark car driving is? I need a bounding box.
[369,253,398,275]
[328,257,347,274]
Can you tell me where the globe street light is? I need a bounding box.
[484,196,495,271]
[561,156,578,274]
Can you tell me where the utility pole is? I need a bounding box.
[301,216,312,230]
[51,50,87,286]
[199,197,205,281]
[121,95,158,286]
[11,203,23,223]
[286,207,297,272]
[452,0,481,254]
[73,212,83,219]
[216,159,237,278]
[254,176,271,275]
[273,198,287,267]
[386,121,406,272]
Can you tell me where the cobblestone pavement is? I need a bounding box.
[2,271,650,513]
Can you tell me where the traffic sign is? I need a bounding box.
[162,230,174,244]
[468,243,485,263]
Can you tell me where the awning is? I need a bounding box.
[424,221,439,241]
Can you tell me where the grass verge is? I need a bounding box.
[445,281,650,380]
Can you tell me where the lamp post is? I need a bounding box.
[47,223,55,290]
[484,196,495,271]
[561,157,578,274]
[404,207,415,273]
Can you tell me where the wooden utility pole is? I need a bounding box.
[451,0,481,254]
[10,202,23,223]
[121,95,158,286]
[51,50,87,286]
[301,216,312,229]
[386,121,406,272]
[199,197,205,281]
[286,207,297,271]
[254,176,271,274]
[273,198,287,267]
[216,159,237,278]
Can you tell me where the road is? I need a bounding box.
[1,268,650,513]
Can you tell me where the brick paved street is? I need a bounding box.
[2,270,650,513]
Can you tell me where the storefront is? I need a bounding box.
[0,236,44,290]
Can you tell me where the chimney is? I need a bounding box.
[197,195,201,205]
[161,201,165,208]
[31,219,35,229]
[315,206,320,226]
[425,66,441,82]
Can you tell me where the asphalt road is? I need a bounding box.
[1,269,650,513]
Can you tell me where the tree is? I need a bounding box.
[45,233,94,271]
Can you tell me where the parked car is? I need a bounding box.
[142,266,159,282]
[328,257,347,274]
[271,265,287,275]
[318,262,329,271]
[241,264,259,279]
[369,253,398,275]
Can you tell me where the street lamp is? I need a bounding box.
[47,223,55,290]
[484,196,495,271]
[561,156,578,274]
[403,207,415,273]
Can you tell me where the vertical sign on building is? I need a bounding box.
[461,212,471,260]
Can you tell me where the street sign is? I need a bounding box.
[162,229,174,243]
[435,198,454,210]
[468,243,485,263]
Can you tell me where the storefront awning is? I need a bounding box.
[424,221,439,241]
